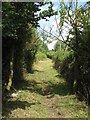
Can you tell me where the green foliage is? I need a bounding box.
[54,41,66,51]
[35,32,49,61]
[38,41,49,54]
[35,52,47,61]
[2,1,58,92]
[39,1,57,19]
[46,50,55,59]
[52,50,75,93]
[2,2,45,92]
[54,41,60,51]
[24,24,40,73]
[52,1,90,102]
[2,2,44,38]
[38,31,49,54]
[2,1,90,106]
[53,50,70,61]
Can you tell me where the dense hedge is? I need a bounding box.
[51,49,89,102]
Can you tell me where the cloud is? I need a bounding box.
[48,40,57,50]
[44,26,50,32]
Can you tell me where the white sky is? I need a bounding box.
[38,1,87,50]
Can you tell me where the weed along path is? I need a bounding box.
[3,58,88,118]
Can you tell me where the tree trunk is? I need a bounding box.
[88,68,90,116]
[74,0,81,94]
[6,42,14,91]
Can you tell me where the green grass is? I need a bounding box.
[58,95,88,118]
[3,58,88,118]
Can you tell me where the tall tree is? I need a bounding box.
[2,2,44,91]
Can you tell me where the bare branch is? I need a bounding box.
[39,27,77,52]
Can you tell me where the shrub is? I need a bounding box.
[53,50,75,93]
[47,51,55,59]
[35,52,47,61]
[24,49,36,73]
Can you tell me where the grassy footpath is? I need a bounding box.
[3,58,88,118]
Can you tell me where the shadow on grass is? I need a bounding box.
[46,81,71,96]
[2,100,36,117]
[30,69,44,74]
[17,78,71,97]
[2,79,72,117]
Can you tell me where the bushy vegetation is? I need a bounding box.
[52,50,75,92]
[46,51,55,59]
[2,1,89,115]
[2,1,56,93]
[24,24,40,73]
[2,2,45,93]
[35,34,49,61]
[51,45,89,102]
[47,2,90,104]
[2,1,89,118]
[53,50,70,69]
[35,52,47,61]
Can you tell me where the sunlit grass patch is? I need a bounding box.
[58,95,88,118]
[3,59,88,118]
